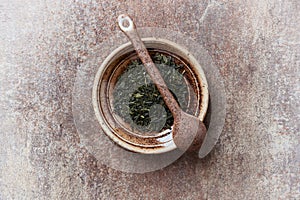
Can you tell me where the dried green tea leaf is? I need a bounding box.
[113,52,189,133]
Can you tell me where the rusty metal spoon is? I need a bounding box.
[117,14,206,151]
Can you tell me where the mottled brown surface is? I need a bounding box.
[0,0,299,199]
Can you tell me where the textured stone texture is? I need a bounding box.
[0,0,299,199]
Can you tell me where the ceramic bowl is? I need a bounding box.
[92,38,209,154]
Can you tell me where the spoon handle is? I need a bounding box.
[117,14,181,116]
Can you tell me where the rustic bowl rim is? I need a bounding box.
[92,37,209,154]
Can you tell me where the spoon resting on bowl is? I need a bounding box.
[117,14,206,152]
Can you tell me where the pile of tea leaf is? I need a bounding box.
[113,52,188,133]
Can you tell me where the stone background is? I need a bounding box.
[0,0,299,199]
